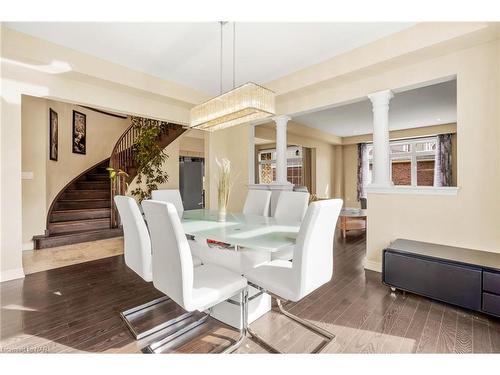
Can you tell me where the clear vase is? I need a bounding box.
[217,206,227,222]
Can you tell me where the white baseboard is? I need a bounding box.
[23,241,34,251]
[363,257,382,273]
[1,268,25,282]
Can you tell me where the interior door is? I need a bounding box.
[179,157,204,210]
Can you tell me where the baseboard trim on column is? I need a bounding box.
[363,257,382,273]
[23,241,34,251]
[1,268,25,282]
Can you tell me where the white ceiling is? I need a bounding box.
[294,80,457,137]
[5,22,413,95]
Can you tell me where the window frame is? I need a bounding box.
[257,145,303,185]
[366,136,437,187]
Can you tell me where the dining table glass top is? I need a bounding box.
[181,209,301,252]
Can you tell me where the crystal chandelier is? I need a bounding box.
[189,22,275,131]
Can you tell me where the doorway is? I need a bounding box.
[179,156,205,210]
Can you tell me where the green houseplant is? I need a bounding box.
[129,116,169,202]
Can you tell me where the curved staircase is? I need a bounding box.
[34,116,186,249]
[33,159,122,249]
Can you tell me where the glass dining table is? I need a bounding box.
[180,209,301,329]
[181,209,301,252]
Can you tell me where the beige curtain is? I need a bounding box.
[302,147,313,194]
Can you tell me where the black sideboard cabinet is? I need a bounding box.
[382,239,500,318]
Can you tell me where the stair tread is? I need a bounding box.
[58,198,110,202]
[65,189,110,192]
[34,228,122,239]
[52,208,110,213]
[76,181,109,184]
[49,218,110,226]
[50,229,120,238]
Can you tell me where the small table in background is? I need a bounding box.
[339,208,367,238]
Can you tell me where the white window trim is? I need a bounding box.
[366,136,438,187]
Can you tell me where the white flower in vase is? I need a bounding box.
[216,158,231,222]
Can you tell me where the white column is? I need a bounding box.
[368,90,393,187]
[273,115,291,185]
[248,124,255,185]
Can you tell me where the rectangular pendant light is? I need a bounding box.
[189,82,275,131]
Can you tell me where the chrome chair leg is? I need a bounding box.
[276,298,335,353]
[243,282,335,353]
[143,287,252,354]
[221,287,249,353]
[120,296,194,340]
[247,327,282,353]
[143,309,212,353]
[223,287,283,354]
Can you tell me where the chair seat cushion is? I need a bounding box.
[190,264,247,312]
[244,260,299,302]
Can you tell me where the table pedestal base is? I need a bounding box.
[212,286,271,329]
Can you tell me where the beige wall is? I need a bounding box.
[179,134,205,157]
[206,124,249,212]
[342,144,359,207]
[21,96,130,247]
[21,95,47,246]
[341,124,458,208]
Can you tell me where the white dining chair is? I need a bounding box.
[271,191,310,261]
[141,200,249,354]
[274,191,310,222]
[243,189,271,216]
[151,189,184,217]
[244,199,343,353]
[114,195,201,340]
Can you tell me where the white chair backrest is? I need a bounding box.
[151,189,184,217]
[274,191,310,222]
[292,199,343,300]
[243,190,272,216]
[142,200,194,311]
[114,196,152,282]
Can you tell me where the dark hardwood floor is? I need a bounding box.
[2,232,500,354]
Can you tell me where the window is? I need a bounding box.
[258,146,303,186]
[366,137,437,187]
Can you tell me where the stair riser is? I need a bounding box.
[49,220,110,235]
[85,174,109,181]
[50,209,111,222]
[55,200,110,210]
[62,190,110,200]
[34,229,123,249]
[73,181,110,190]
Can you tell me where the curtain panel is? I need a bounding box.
[434,133,452,187]
[357,143,368,200]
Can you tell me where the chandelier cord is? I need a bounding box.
[233,22,236,89]
[220,21,223,95]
